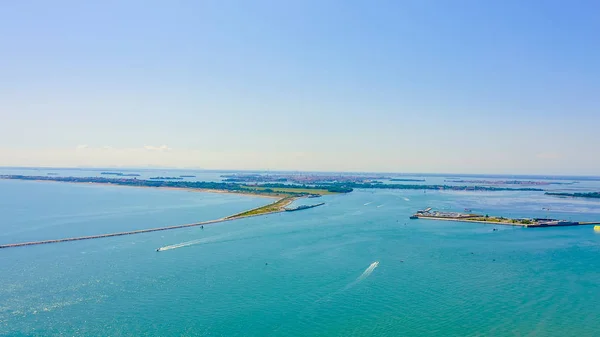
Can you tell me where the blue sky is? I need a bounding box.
[1,0,599,174]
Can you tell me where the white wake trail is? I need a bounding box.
[403,197,410,201]
[357,261,380,281]
[377,204,385,208]
[157,238,207,251]
[343,261,380,291]
[363,202,373,206]
[157,230,247,251]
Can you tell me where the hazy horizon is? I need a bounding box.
[2,1,599,175]
[2,165,600,178]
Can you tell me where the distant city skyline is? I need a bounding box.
[2,1,599,175]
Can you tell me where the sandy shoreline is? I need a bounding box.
[14,179,280,199]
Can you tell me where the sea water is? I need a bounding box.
[1,173,600,336]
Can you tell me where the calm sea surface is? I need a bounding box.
[1,170,600,336]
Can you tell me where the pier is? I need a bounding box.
[0,198,309,250]
[0,212,270,249]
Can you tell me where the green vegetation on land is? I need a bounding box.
[0,175,345,197]
[0,175,545,198]
[241,186,335,195]
[545,192,600,199]
[467,216,533,225]
[335,182,543,192]
[226,197,295,218]
[251,183,354,193]
[389,178,425,182]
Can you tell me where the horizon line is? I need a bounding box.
[1,166,598,178]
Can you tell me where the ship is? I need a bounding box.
[533,218,580,227]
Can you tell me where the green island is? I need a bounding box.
[0,175,545,198]
[545,192,600,199]
[101,172,141,177]
[410,209,600,227]
[389,178,426,182]
[253,182,542,192]
[0,175,344,197]
[149,176,184,180]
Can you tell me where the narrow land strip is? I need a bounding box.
[0,197,300,249]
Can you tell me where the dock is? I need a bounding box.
[285,202,325,212]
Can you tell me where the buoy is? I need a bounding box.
[594,225,600,232]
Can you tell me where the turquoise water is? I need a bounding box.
[1,177,600,336]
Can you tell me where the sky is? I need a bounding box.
[1,0,599,174]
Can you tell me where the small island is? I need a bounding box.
[410,208,599,227]
[545,192,600,199]
[390,178,425,182]
[149,176,184,180]
[445,179,573,186]
[101,172,140,177]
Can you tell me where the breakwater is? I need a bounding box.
[0,214,261,249]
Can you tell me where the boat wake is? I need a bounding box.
[357,261,379,281]
[157,231,246,251]
[314,261,381,304]
[376,204,385,208]
[157,238,207,251]
[403,197,410,201]
[343,261,380,290]
[363,202,373,206]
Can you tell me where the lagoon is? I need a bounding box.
[1,173,600,336]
